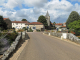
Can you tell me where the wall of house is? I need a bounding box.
[12,23,25,29]
[25,25,44,30]
[4,19,12,28]
[55,25,62,28]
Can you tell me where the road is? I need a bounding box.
[18,32,80,60]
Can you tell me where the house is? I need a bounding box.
[25,22,45,31]
[55,23,63,28]
[12,21,28,29]
[3,18,12,29]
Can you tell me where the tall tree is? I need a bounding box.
[21,19,27,21]
[66,11,80,29]
[68,20,80,36]
[0,15,7,30]
[37,15,48,28]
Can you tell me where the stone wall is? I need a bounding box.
[44,31,80,44]
[1,31,26,60]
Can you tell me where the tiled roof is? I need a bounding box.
[3,18,9,20]
[55,23,63,25]
[26,22,43,25]
[62,26,66,27]
[12,21,28,23]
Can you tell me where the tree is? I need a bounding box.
[68,20,80,36]
[21,19,27,21]
[0,15,7,30]
[37,15,48,28]
[66,11,80,29]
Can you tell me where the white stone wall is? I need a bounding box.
[12,23,26,29]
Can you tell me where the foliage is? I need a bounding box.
[0,15,8,30]
[36,29,40,32]
[17,29,24,32]
[22,27,27,30]
[5,32,18,44]
[53,22,56,25]
[68,20,80,36]
[66,11,80,29]
[27,27,33,32]
[37,15,48,28]
[21,19,27,21]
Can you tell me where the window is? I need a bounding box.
[27,26,29,29]
[33,27,36,29]
[16,23,18,25]
[21,23,22,25]
[13,23,14,25]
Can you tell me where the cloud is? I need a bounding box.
[24,0,48,8]
[3,0,23,9]
[0,0,80,23]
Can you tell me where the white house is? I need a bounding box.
[12,21,28,29]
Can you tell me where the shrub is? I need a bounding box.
[5,32,18,44]
[27,27,33,32]
[36,29,40,32]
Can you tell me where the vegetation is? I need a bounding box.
[17,29,24,32]
[68,20,80,36]
[37,15,48,28]
[6,32,18,44]
[22,27,27,30]
[21,19,27,21]
[66,11,80,29]
[36,29,40,32]
[27,27,33,32]
[0,15,8,30]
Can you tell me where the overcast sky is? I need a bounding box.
[0,0,80,23]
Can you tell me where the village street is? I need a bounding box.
[15,32,80,60]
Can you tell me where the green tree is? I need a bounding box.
[0,15,7,30]
[66,11,80,29]
[53,22,56,26]
[21,19,27,21]
[37,15,48,28]
[68,20,80,36]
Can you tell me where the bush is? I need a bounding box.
[17,29,24,32]
[36,29,40,32]
[27,27,33,32]
[5,32,18,44]
[22,27,27,30]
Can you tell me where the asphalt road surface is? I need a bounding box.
[18,32,80,60]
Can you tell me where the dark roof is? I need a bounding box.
[26,22,43,25]
[12,21,28,23]
[55,23,63,25]
[3,18,9,20]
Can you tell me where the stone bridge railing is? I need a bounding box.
[1,31,27,60]
[44,31,80,44]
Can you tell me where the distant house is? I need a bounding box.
[25,22,45,31]
[12,21,28,29]
[55,23,63,28]
[55,22,66,28]
[3,18,12,29]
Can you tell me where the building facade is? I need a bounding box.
[12,21,28,29]
[25,22,44,30]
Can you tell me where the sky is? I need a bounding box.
[0,0,80,23]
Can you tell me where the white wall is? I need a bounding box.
[12,23,26,29]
